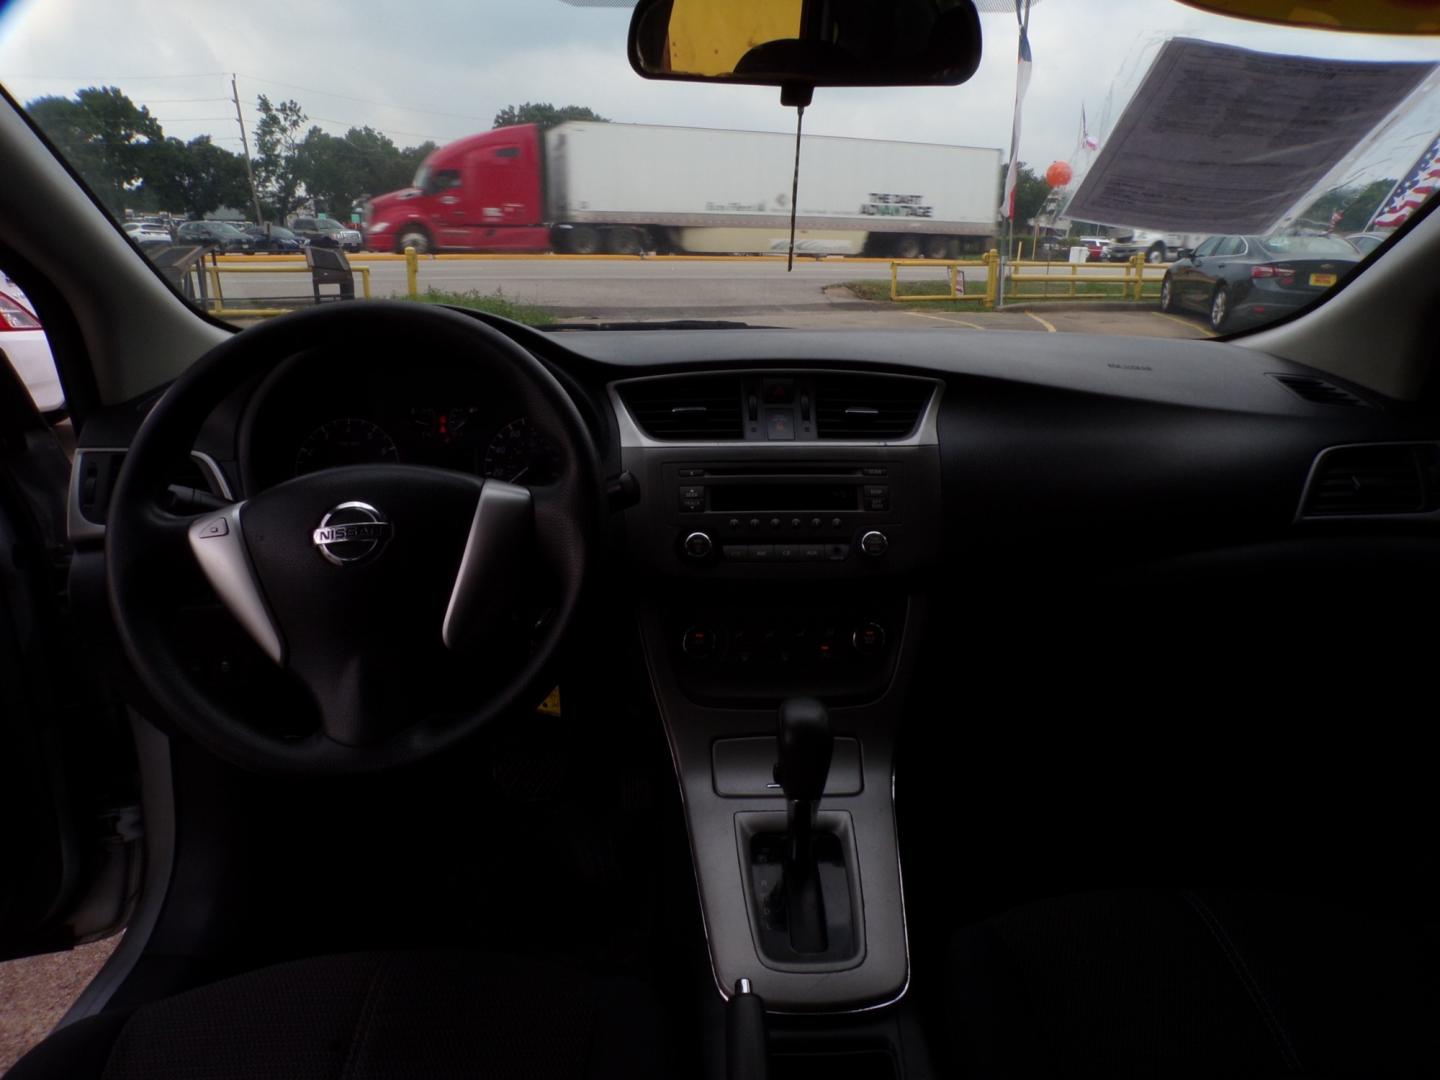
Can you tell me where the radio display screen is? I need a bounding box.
[709,484,856,511]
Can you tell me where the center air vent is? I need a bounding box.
[814,374,933,440]
[618,376,744,440]
[1302,444,1431,517]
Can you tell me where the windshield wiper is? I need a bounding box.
[545,319,763,331]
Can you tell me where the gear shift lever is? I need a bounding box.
[774,697,832,953]
[774,697,833,865]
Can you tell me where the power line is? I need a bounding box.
[5,71,226,81]
[235,72,490,125]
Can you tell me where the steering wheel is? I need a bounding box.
[106,301,601,773]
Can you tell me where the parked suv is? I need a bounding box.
[290,216,363,251]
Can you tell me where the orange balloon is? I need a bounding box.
[1045,161,1073,188]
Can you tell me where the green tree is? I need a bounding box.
[492,103,609,131]
[144,135,250,220]
[300,127,438,215]
[253,95,309,221]
[1299,179,1398,233]
[998,162,1049,227]
[26,87,162,214]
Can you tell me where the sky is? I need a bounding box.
[2,0,1439,192]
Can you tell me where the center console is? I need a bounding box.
[611,370,941,1014]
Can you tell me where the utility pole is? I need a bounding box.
[231,74,264,225]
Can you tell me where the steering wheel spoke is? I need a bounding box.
[186,501,285,666]
[443,479,534,652]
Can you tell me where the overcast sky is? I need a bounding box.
[3,0,1439,186]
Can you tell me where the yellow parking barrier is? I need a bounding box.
[999,253,1167,303]
[203,261,372,317]
[890,251,996,307]
[405,245,419,299]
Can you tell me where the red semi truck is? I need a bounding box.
[363,121,1000,259]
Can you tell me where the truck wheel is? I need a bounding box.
[892,235,923,260]
[396,227,431,255]
[603,228,643,256]
[1147,242,1166,264]
[923,236,953,260]
[562,226,600,255]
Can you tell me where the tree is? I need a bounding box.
[27,87,162,214]
[492,103,608,131]
[253,96,309,221]
[1299,179,1398,233]
[998,163,1050,228]
[300,127,435,216]
[143,135,250,220]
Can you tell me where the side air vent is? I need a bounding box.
[1302,444,1430,517]
[617,376,744,440]
[1270,374,1370,408]
[814,374,933,440]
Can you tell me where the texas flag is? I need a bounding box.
[1370,133,1440,230]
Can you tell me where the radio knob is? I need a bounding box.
[859,530,889,558]
[683,531,714,559]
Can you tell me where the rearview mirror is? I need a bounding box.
[1177,248,1195,259]
[627,0,983,90]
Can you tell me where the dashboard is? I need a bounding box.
[239,350,563,492]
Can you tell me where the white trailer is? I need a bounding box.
[545,121,1001,258]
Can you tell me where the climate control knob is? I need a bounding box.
[683,531,714,559]
[859,530,889,558]
[852,622,887,655]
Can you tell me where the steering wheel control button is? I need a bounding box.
[311,501,392,566]
[196,516,230,539]
[860,530,889,558]
[683,531,714,559]
[853,622,887,655]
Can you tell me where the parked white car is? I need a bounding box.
[0,278,62,412]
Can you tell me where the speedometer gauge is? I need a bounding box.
[295,418,400,475]
[482,418,561,484]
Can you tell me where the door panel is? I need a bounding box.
[0,318,137,962]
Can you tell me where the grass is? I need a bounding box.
[403,287,557,326]
[843,276,1161,310]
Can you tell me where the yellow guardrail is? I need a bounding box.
[889,252,1168,310]
[890,251,997,305]
[202,261,372,317]
[1005,254,1163,302]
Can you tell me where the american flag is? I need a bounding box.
[1370,134,1440,230]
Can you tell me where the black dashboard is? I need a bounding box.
[68,314,1440,715]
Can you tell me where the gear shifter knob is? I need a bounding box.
[774,697,832,802]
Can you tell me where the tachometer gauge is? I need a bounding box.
[482,418,561,484]
[295,418,400,475]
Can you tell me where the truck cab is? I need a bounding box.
[363,125,548,254]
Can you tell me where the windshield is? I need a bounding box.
[1255,235,1362,257]
[2,0,1437,340]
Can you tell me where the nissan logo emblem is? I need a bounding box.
[312,501,391,565]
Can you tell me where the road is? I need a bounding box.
[206,256,1206,337]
